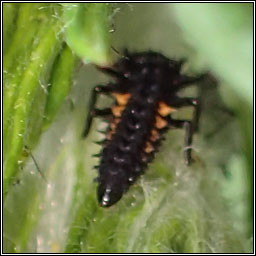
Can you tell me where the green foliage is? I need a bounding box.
[173,2,253,236]
[63,3,112,65]
[4,3,63,202]
[3,3,253,253]
[173,3,253,105]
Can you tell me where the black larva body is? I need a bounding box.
[83,50,202,207]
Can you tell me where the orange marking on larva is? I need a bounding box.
[110,122,116,131]
[150,129,160,141]
[107,117,121,140]
[145,141,154,153]
[110,119,118,131]
[114,117,121,125]
[155,116,168,129]
[158,101,176,116]
[112,105,125,117]
[112,93,131,105]
[106,131,113,140]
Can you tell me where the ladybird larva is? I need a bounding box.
[83,50,203,207]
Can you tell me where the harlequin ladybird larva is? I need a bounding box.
[83,50,204,207]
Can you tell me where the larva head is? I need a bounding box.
[113,50,183,81]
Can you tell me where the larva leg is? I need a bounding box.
[167,117,194,165]
[174,74,205,88]
[171,97,198,107]
[97,66,124,79]
[171,96,201,132]
[82,85,113,138]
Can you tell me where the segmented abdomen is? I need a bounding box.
[96,90,173,208]
[90,51,200,207]
[101,98,157,178]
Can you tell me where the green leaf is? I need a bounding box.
[172,2,253,237]
[173,3,253,105]
[63,3,112,65]
[44,45,78,129]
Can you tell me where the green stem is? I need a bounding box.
[3,3,20,53]
[44,45,78,129]
[3,3,52,160]
[3,23,63,203]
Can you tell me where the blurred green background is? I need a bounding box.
[3,3,253,253]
